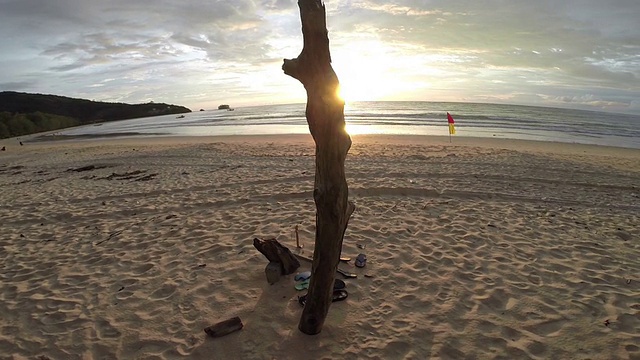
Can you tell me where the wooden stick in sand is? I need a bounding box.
[204,317,243,338]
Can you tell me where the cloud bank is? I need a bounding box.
[0,0,638,113]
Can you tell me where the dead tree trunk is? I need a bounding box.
[282,0,355,335]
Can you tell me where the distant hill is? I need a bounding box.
[0,91,191,139]
[0,91,191,122]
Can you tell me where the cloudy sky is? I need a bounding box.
[1,0,639,114]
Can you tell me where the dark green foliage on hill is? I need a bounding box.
[0,91,191,139]
[0,111,79,138]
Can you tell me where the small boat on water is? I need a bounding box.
[176,115,185,119]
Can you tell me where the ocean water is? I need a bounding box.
[55,102,640,149]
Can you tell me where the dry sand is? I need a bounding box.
[0,134,639,359]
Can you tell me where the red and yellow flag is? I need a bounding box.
[447,112,456,135]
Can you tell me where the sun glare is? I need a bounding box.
[332,40,417,103]
[344,123,384,135]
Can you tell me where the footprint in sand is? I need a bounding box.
[149,284,177,300]
[132,263,154,276]
[125,340,168,354]
[164,259,181,272]
[167,322,185,335]
[95,319,121,339]
[39,312,67,325]
[501,325,523,342]
[478,288,509,312]
[439,341,466,359]
[525,318,567,337]
[526,340,548,357]
[625,344,639,353]
[186,271,198,281]
[44,299,78,312]
[1,285,18,299]
[480,276,496,286]
[390,319,412,332]
[115,291,135,300]
[382,340,411,359]
[617,313,640,334]
[397,294,418,308]
[119,278,139,287]
[62,274,90,287]
[527,272,542,285]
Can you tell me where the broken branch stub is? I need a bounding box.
[253,237,300,275]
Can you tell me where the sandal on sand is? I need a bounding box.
[355,253,367,268]
[298,289,348,306]
[337,268,357,278]
[334,279,346,290]
[294,271,311,281]
[295,279,310,291]
[296,278,346,291]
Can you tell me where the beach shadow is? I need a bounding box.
[190,272,355,359]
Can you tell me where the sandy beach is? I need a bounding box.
[1,134,639,359]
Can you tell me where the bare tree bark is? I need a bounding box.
[282,0,355,335]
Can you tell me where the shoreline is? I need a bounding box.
[7,131,640,152]
[4,133,639,168]
[3,100,640,151]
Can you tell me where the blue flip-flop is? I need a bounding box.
[355,253,367,268]
[294,271,311,281]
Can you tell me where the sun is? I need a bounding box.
[333,64,398,103]
[331,40,412,103]
[335,79,389,103]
